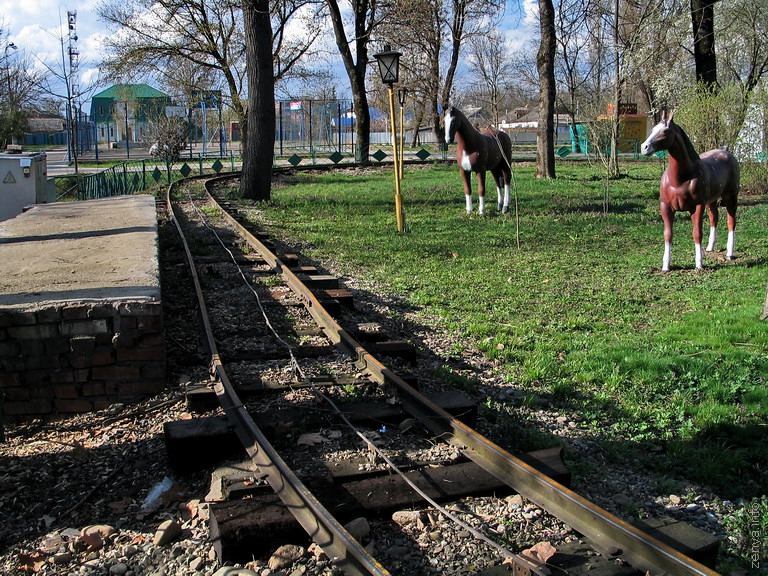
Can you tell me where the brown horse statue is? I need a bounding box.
[640,111,740,271]
[444,106,512,215]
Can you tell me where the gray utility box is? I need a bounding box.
[0,151,56,222]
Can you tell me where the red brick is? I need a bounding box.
[62,305,89,320]
[11,312,37,326]
[0,341,20,356]
[54,398,93,413]
[4,387,30,401]
[1,357,26,371]
[45,337,71,356]
[8,324,58,340]
[69,336,96,354]
[137,316,162,332]
[82,381,105,396]
[118,317,138,330]
[36,308,61,323]
[75,369,90,383]
[0,372,21,387]
[4,399,53,415]
[54,384,79,399]
[68,354,92,369]
[92,365,141,381]
[91,349,115,366]
[112,331,139,348]
[30,386,55,399]
[25,370,49,385]
[61,319,110,336]
[117,348,165,362]
[141,362,166,379]
[88,305,116,319]
[50,370,75,384]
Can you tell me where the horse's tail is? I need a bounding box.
[495,131,513,170]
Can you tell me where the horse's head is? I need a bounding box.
[444,106,459,144]
[641,111,675,156]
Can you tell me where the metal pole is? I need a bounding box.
[399,100,405,180]
[124,101,130,159]
[387,86,404,233]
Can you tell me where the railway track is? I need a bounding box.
[161,175,721,576]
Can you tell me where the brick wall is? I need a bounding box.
[0,301,165,423]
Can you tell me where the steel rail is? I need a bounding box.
[203,175,721,576]
[166,180,392,576]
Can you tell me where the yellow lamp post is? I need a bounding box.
[373,44,405,233]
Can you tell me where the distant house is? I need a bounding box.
[90,84,172,145]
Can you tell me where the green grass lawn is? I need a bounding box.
[232,160,768,499]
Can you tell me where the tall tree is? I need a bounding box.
[690,0,719,89]
[537,0,557,178]
[240,0,275,200]
[325,0,378,163]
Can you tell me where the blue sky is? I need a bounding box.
[2,0,536,98]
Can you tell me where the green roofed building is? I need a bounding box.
[90,84,172,146]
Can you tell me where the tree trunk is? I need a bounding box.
[326,0,372,164]
[240,0,275,201]
[536,0,556,179]
[690,0,718,89]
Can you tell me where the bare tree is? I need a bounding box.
[98,0,325,148]
[324,0,380,163]
[466,30,515,125]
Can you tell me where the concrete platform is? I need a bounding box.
[0,195,160,310]
[0,195,165,424]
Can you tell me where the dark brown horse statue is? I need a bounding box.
[444,106,512,215]
[640,111,740,271]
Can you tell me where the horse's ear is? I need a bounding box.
[668,110,675,124]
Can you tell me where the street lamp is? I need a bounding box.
[397,88,407,180]
[4,42,16,98]
[4,42,17,147]
[373,44,405,233]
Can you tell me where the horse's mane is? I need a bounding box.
[674,121,701,160]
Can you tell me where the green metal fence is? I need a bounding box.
[57,145,448,201]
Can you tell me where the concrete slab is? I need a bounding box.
[0,195,159,310]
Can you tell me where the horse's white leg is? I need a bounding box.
[706,227,717,252]
[727,230,736,260]
[465,195,473,213]
[706,202,719,252]
[496,182,503,212]
[477,173,486,215]
[692,205,705,270]
[502,183,510,213]
[661,203,673,271]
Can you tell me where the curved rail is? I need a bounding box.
[166,178,392,576]
[201,175,721,576]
